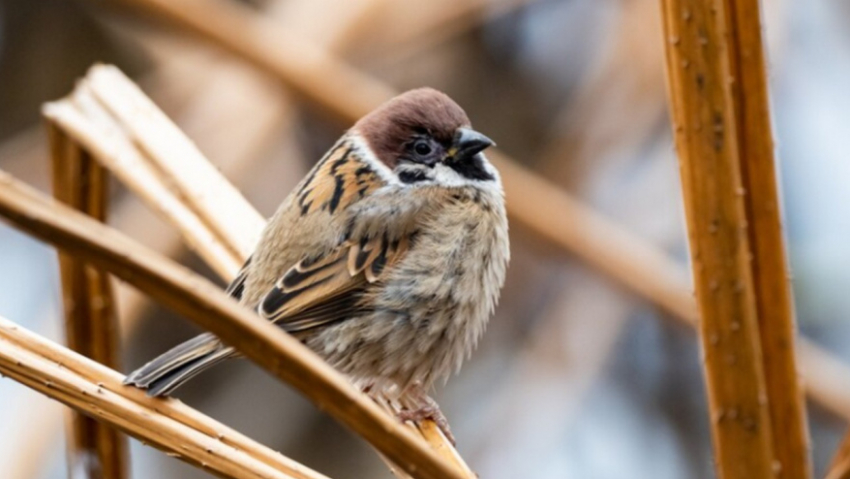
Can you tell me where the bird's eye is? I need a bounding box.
[413,140,432,156]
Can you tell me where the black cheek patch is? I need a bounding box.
[447,154,495,181]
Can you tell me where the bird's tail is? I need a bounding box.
[123,332,235,397]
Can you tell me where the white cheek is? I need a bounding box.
[347,134,402,186]
[432,164,471,187]
[431,161,504,190]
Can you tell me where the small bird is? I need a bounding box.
[125,88,509,440]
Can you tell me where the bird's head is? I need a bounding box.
[352,88,497,186]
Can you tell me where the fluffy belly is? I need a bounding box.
[303,297,476,394]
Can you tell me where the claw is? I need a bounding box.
[397,405,456,445]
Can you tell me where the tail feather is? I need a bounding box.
[124,332,235,396]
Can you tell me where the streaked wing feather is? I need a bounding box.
[125,332,220,386]
[281,289,370,333]
[225,255,252,300]
[259,235,408,332]
[281,248,348,291]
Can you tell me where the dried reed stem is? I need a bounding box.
[660,0,810,477]
[85,66,266,259]
[110,0,850,430]
[43,91,243,279]
[725,2,811,476]
[0,315,329,479]
[0,169,464,479]
[47,123,129,478]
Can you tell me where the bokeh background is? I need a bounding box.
[1,0,850,477]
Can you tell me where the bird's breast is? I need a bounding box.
[370,189,509,380]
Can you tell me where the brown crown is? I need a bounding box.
[353,88,471,168]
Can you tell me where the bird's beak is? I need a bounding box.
[448,127,495,162]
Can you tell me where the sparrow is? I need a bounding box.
[124,88,510,440]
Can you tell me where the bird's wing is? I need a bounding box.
[257,234,410,333]
[224,255,251,300]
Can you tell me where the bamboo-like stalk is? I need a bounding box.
[0,168,465,479]
[725,2,811,476]
[0,315,330,479]
[47,123,129,479]
[659,0,810,477]
[102,0,850,429]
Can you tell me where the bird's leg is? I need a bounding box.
[397,384,456,445]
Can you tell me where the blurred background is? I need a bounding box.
[1,0,849,477]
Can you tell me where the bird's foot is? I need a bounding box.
[397,404,456,445]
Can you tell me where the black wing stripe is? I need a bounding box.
[296,249,345,272]
[282,257,341,290]
[352,242,375,272]
[261,232,409,331]
[225,255,252,300]
[367,241,389,282]
[260,276,333,318]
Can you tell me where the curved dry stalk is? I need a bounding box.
[0,315,329,479]
[48,123,129,478]
[0,169,464,479]
[103,0,850,430]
